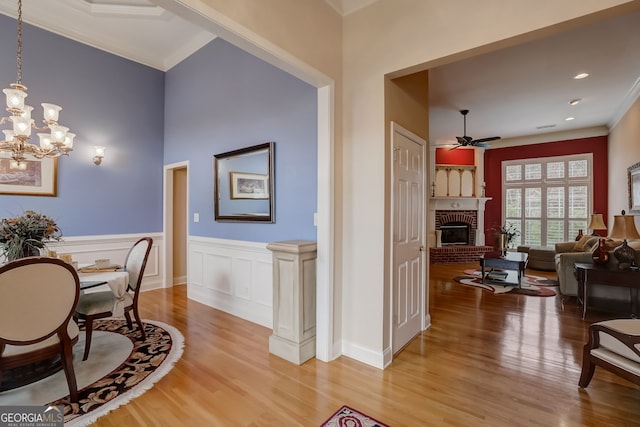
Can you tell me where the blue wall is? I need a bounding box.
[0,15,165,236]
[0,17,318,243]
[164,39,318,242]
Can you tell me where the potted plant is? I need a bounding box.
[492,223,521,253]
[0,210,62,261]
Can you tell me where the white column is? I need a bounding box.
[267,240,317,364]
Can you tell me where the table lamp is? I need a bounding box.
[608,210,640,268]
[588,213,607,236]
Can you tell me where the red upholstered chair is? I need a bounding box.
[75,237,152,360]
[579,319,640,388]
[0,257,80,402]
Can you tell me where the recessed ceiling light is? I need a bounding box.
[569,98,582,106]
[574,73,589,80]
[565,117,575,121]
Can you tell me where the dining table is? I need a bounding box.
[77,266,130,316]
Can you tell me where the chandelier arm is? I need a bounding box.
[32,123,51,131]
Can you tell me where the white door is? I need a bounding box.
[391,123,426,354]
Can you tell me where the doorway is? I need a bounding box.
[163,161,189,288]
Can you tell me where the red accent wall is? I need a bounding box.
[483,135,608,243]
[436,147,475,165]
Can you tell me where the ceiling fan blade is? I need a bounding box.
[456,136,473,145]
[472,136,501,144]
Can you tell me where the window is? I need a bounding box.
[502,154,592,247]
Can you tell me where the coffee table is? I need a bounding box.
[479,251,529,287]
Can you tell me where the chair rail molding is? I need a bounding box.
[47,232,164,292]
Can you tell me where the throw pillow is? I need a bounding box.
[573,235,594,251]
[604,239,623,251]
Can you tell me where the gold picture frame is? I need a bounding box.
[0,154,58,196]
[628,161,640,214]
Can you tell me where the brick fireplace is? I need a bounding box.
[429,200,494,264]
[436,210,478,245]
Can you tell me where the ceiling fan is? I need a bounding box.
[451,109,501,149]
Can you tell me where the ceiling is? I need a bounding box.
[0,0,216,71]
[428,8,640,146]
[0,1,638,146]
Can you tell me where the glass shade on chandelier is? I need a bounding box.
[0,0,75,163]
[609,210,640,268]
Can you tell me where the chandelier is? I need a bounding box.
[0,0,74,163]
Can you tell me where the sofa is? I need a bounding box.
[517,245,556,271]
[554,236,640,296]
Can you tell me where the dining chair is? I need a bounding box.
[0,257,80,402]
[579,318,640,388]
[75,237,152,361]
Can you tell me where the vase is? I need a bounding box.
[496,233,508,255]
[591,238,609,265]
[575,229,584,241]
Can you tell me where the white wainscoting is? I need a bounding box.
[48,233,164,291]
[188,236,273,328]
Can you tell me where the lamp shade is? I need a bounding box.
[588,213,607,231]
[609,212,640,240]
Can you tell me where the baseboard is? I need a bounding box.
[173,274,187,285]
[341,340,385,370]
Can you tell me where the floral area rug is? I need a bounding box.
[0,319,184,427]
[320,405,390,427]
[454,269,558,297]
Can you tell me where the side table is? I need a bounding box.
[574,262,640,319]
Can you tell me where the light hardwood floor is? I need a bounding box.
[93,263,640,426]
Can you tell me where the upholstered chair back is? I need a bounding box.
[0,257,79,347]
[125,237,152,292]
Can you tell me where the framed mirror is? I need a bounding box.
[214,142,275,222]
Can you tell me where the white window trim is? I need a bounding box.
[502,153,593,246]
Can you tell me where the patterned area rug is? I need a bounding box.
[320,405,390,427]
[454,269,558,297]
[0,319,184,427]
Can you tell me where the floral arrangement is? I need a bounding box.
[0,210,62,261]
[492,223,521,248]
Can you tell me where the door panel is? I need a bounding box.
[392,124,425,354]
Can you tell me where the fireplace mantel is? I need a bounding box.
[430,197,492,211]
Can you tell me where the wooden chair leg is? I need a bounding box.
[124,311,133,330]
[579,350,595,388]
[129,307,146,341]
[61,336,79,402]
[82,317,94,361]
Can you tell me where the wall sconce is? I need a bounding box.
[93,146,105,165]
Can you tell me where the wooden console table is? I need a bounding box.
[574,262,640,319]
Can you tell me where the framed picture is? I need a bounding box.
[629,161,640,214]
[0,154,57,196]
[230,172,269,199]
